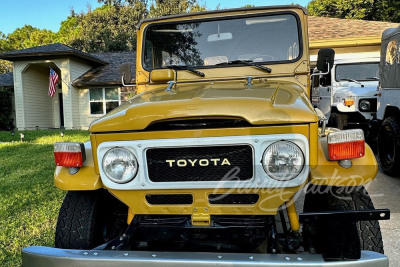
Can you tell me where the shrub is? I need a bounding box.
[0,87,14,130]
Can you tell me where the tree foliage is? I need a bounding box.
[308,0,400,22]
[70,4,147,52]
[0,0,206,69]
[6,25,56,51]
[0,88,14,130]
[148,0,205,17]
[0,0,206,55]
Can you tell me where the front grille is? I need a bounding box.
[146,145,253,182]
[146,194,193,205]
[209,194,259,205]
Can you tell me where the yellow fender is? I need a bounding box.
[310,138,378,186]
[54,142,103,191]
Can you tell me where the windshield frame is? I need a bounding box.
[141,11,303,72]
[334,62,380,82]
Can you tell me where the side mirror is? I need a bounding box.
[120,64,132,85]
[316,48,335,72]
[151,69,175,83]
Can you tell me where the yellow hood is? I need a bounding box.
[90,81,318,132]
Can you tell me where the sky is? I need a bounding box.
[0,0,310,36]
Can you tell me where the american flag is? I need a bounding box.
[48,67,59,97]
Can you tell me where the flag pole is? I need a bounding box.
[59,77,70,89]
[49,66,70,89]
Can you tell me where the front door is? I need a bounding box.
[59,92,64,127]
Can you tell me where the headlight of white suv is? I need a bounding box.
[102,147,138,184]
[262,141,304,181]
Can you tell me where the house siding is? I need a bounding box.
[22,65,54,129]
[68,59,93,129]
[13,62,26,129]
[12,58,95,130]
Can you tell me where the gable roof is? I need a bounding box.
[72,51,136,87]
[0,72,13,87]
[0,43,107,65]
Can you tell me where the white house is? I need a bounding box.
[0,43,135,130]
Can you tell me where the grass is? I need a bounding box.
[0,129,89,143]
[0,130,90,266]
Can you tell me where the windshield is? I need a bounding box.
[143,13,301,70]
[335,63,379,82]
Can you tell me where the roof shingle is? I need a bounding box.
[0,43,106,65]
[308,16,399,41]
[72,51,136,87]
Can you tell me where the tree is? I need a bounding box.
[148,0,206,18]
[6,25,56,51]
[308,0,400,22]
[71,3,147,52]
[56,15,83,46]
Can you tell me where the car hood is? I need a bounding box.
[90,81,318,132]
[333,85,378,99]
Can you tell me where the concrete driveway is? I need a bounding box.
[367,170,400,267]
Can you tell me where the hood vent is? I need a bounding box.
[145,118,252,131]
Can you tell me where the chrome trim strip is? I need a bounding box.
[22,247,388,267]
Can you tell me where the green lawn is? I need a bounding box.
[0,130,90,266]
[0,129,89,143]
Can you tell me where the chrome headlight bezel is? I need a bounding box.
[262,140,305,181]
[102,147,139,184]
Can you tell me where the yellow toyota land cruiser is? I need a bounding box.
[23,5,390,267]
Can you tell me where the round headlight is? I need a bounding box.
[262,141,304,181]
[359,100,371,111]
[102,147,138,184]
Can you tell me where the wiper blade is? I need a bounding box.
[339,78,360,83]
[166,65,205,77]
[365,77,379,81]
[339,78,364,87]
[216,60,272,73]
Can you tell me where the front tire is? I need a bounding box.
[303,186,383,260]
[378,116,400,176]
[55,190,128,249]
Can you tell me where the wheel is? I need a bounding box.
[55,190,128,249]
[378,116,400,176]
[328,112,347,130]
[303,186,383,260]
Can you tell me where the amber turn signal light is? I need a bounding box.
[327,129,365,160]
[54,142,86,167]
[344,98,355,106]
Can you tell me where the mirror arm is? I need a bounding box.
[121,75,135,87]
[310,63,330,79]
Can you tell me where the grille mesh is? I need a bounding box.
[146,145,253,182]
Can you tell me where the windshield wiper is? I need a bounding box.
[216,60,272,73]
[364,77,379,81]
[339,78,364,87]
[166,65,205,77]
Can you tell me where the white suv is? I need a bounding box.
[312,57,379,130]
